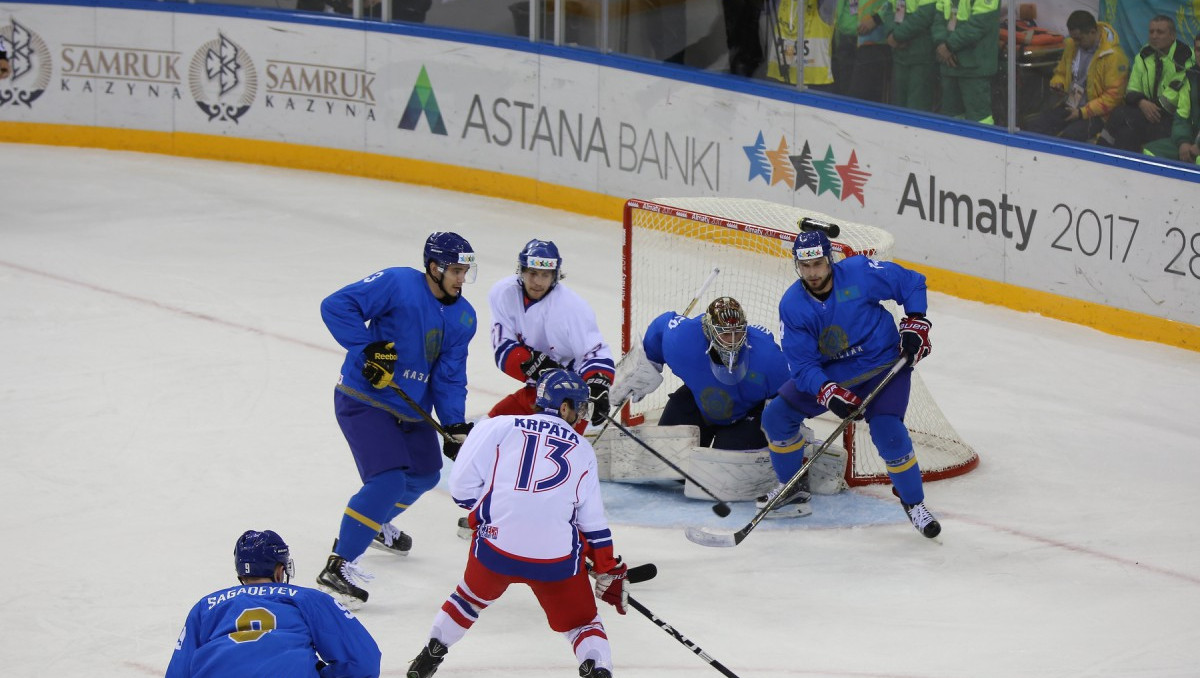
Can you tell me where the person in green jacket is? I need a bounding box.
[888,0,938,111]
[831,0,892,102]
[931,0,999,124]
[1143,33,1200,165]
[1022,11,1128,142]
[1098,15,1195,151]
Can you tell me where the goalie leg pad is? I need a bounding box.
[805,443,849,495]
[593,425,699,484]
[683,447,777,501]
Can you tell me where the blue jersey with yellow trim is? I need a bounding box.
[166,583,380,678]
[321,267,476,425]
[779,256,927,395]
[642,312,789,426]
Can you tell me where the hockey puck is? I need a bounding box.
[626,563,658,583]
[713,502,732,517]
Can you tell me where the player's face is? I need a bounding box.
[439,263,472,297]
[797,257,832,294]
[1070,28,1099,51]
[521,268,557,300]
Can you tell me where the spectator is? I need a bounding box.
[931,0,1000,125]
[723,0,766,77]
[0,35,10,80]
[765,0,836,88]
[1098,15,1195,151]
[888,0,939,112]
[830,0,892,100]
[1144,32,1200,165]
[1022,11,1128,142]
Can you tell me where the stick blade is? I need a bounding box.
[684,526,740,548]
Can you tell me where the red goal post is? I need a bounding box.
[620,197,978,486]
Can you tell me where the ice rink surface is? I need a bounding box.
[3,143,1199,677]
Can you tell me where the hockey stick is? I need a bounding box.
[592,267,721,443]
[386,382,455,444]
[685,357,911,548]
[627,596,742,678]
[599,411,732,518]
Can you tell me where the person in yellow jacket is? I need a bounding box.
[1022,11,1128,142]
[1098,15,1195,151]
[931,0,999,124]
[766,0,836,88]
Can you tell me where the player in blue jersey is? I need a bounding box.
[166,530,381,678]
[405,370,626,678]
[760,230,941,538]
[616,296,788,448]
[316,232,479,606]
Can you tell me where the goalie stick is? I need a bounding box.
[684,356,910,548]
[628,596,742,678]
[593,267,721,443]
[599,411,732,518]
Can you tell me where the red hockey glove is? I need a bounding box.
[361,341,397,389]
[817,381,863,420]
[898,314,932,364]
[593,560,628,615]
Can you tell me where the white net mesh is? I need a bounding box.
[621,197,978,485]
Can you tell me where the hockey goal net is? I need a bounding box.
[621,197,978,486]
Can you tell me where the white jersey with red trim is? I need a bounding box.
[448,413,614,581]
[488,274,614,381]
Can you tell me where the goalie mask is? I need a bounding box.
[702,297,748,372]
[234,530,295,583]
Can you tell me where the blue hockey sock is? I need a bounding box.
[871,414,924,504]
[335,468,410,560]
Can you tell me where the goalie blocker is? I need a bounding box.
[593,424,849,501]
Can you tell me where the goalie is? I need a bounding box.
[601,297,848,509]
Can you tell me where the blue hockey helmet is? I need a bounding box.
[234,530,295,583]
[535,369,591,421]
[517,239,562,275]
[424,231,477,283]
[792,229,832,263]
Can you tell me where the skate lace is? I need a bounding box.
[908,502,935,529]
[765,479,810,504]
[340,558,375,587]
[380,522,402,546]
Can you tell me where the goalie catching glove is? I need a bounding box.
[362,341,397,389]
[442,422,473,461]
[817,381,863,420]
[591,559,628,615]
[585,373,612,427]
[898,313,932,364]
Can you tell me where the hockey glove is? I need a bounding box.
[362,341,397,389]
[442,422,473,461]
[899,314,932,365]
[520,350,564,382]
[585,373,612,427]
[592,560,628,615]
[817,381,864,420]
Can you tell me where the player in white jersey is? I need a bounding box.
[488,239,615,434]
[405,370,628,678]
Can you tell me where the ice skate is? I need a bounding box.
[902,500,941,538]
[407,638,448,678]
[369,522,413,556]
[316,554,372,608]
[755,475,812,518]
[579,659,613,678]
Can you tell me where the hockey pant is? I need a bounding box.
[760,367,924,503]
[430,551,613,672]
[490,385,587,435]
